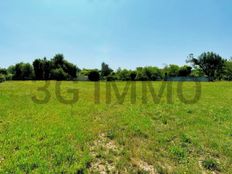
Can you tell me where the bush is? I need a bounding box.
[88,70,100,81]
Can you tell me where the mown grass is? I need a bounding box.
[0,81,232,173]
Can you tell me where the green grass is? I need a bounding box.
[0,81,232,173]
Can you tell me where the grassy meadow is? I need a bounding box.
[0,81,232,173]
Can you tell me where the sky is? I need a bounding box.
[0,0,232,70]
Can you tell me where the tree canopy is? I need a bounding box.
[33,54,78,80]
[1,52,232,82]
[187,52,226,81]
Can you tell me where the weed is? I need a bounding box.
[202,159,220,171]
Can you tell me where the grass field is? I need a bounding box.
[0,81,232,173]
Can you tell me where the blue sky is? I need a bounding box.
[1,0,232,69]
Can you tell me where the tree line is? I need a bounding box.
[1,52,232,82]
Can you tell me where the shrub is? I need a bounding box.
[88,70,100,81]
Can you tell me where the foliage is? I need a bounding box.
[12,63,34,80]
[116,68,131,81]
[223,59,232,80]
[106,73,118,81]
[33,54,78,80]
[80,69,92,76]
[7,65,16,75]
[88,70,100,81]
[2,52,232,81]
[0,68,7,82]
[178,65,192,76]
[50,68,68,81]
[187,52,226,81]
[164,64,180,77]
[0,68,8,75]
[0,74,6,82]
[190,68,204,77]
[33,58,51,80]
[202,159,220,171]
[136,66,162,81]
[101,62,113,79]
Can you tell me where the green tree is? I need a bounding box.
[88,70,100,81]
[117,69,131,81]
[63,61,78,79]
[0,68,7,75]
[43,58,51,80]
[7,65,16,75]
[50,54,78,80]
[13,63,34,80]
[101,62,113,79]
[136,67,148,81]
[190,68,204,77]
[52,54,65,69]
[187,52,226,81]
[33,59,45,80]
[136,66,162,81]
[164,64,180,77]
[0,67,6,82]
[50,68,68,81]
[178,65,192,76]
[130,71,137,81]
[223,59,232,80]
[144,66,162,80]
[0,74,5,82]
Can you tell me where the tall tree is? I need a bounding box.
[101,62,113,79]
[51,54,78,80]
[52,54,65,69]
[43,58,51,80]
[187,52,226,81]
[33,59,44,80]
[63,61,78,79]
[33,58,51,80]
